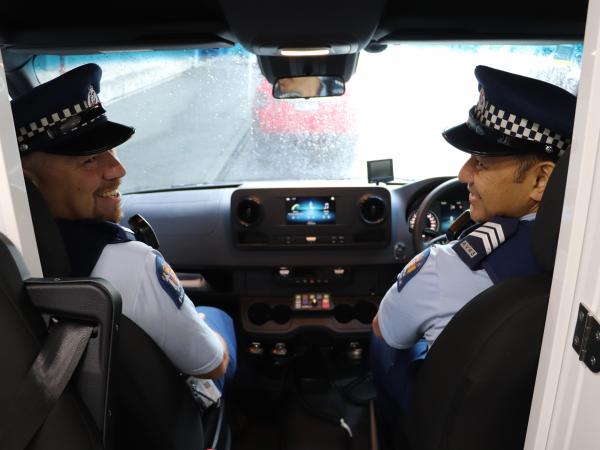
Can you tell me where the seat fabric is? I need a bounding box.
[0,234,102,450]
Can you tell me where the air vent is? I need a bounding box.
[237,197,262,227]
[359,195,387,224]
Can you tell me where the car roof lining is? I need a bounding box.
[0,0,588,50]
[0,0,588,90]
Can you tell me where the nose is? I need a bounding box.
[458,156,474,184]
[103,150,126,180]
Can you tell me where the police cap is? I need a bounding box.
[443,65,576,158]
[11,63,135,156]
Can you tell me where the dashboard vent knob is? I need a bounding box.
[360,195,387,224]
[237,198,262,227]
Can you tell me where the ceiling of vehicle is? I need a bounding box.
[0,0,589,83]
[0,0,588,50]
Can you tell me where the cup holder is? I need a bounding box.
[248,303,271,325]
[333,301,377,324]
[333,304,354,324]
[272,304,292,324]
[248,301,377,326]
[354,301,377,324]
[247,302,291,325]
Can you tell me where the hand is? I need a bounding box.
[372,314,383,338]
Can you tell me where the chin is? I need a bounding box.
[469,209,488,224]
[98,208,123,223]
[111,208,124,223]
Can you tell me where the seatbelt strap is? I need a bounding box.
[0,320,94,450]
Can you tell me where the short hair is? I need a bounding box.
[513,152,557,183]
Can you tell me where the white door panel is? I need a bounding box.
[0,53,42,276]
[526,0,600,447]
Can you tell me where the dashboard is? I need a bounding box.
[407,199,469,236]
[231,186,390,249]
[121,177,468,339]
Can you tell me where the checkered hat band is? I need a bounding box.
[16,100,100,144]
[474,101,570,150]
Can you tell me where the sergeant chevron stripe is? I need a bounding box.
[469,221,506,254]
[452,216,519,269]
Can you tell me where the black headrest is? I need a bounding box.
[25,179,72,277]
[532,150,571,272]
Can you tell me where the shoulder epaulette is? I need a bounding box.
[452,216,519,269]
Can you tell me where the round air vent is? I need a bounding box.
[359,195,387,224]
[237,197,262,227]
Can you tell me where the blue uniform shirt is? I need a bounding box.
[377,213,536,350]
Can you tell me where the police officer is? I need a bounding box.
[14,63,236,391]
[371,65,577,418]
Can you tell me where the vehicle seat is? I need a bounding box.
[25,180,229,450]
[0,231,114,450]
[404,151,570,450]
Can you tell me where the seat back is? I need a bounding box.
[115,317,206,450]
[0,233,107,450]
[405,152,570,450]
[25,180,71,277]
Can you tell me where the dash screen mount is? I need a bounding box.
[367,159,394,184]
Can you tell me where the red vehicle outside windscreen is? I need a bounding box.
[252,78,356,135]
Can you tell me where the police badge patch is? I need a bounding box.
[397,247,431,292]
[155,254,185,309]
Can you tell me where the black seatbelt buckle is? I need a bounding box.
[128,214,160,249]
[446,209,474,241]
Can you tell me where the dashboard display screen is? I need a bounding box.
[439,200,467,232]
[286,196,336,224]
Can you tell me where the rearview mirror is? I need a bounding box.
[273,76,345,99]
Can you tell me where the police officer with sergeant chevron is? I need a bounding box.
[370,65,577,417]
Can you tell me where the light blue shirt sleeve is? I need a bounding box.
[377,243,493,349]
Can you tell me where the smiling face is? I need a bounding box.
[458,154,555,223]
[22,149,127,223]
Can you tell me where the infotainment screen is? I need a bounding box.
[285,196,336,225]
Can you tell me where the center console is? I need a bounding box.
[231,187,393,337]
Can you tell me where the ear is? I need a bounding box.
[529,161,555,203]
[23,165,39,188]
[20,153,44,187]
[22,168,40,187]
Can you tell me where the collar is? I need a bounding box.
[520,212,537,222]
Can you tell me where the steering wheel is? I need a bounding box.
[412,178,468,253]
